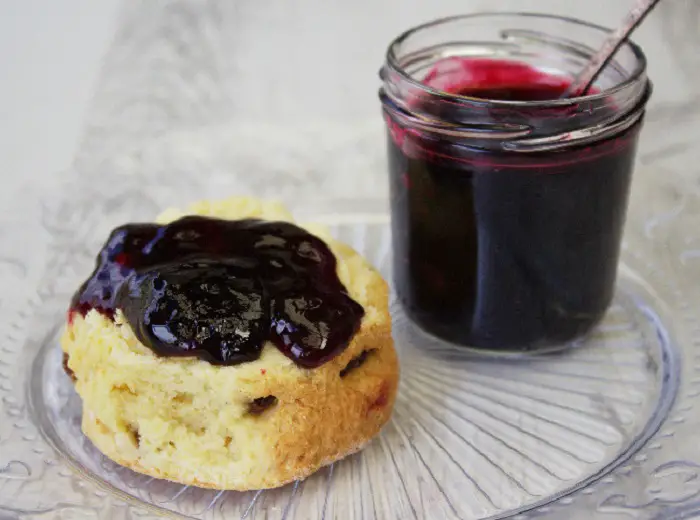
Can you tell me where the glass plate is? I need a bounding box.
[3,105,700,520]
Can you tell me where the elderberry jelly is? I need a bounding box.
[379,13,652,351]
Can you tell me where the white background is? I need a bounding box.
[0,0,695,198]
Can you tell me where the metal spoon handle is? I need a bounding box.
[563,0,663,98]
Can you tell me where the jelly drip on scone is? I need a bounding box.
[69,216,365,368]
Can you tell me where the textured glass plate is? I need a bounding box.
[29,218,679,520]
[2,108,700,519]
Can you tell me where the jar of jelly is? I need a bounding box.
[379,13,652,352]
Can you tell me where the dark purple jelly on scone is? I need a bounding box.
[70,216,364,368]
[384,58,643,350]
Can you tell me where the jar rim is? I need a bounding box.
[385,11,648,108]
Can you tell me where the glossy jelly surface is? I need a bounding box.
[385,58,643,350]
[70,216,364,367]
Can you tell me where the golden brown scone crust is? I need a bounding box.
[61,197,398,490]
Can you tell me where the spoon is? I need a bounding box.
[563,0,664,98]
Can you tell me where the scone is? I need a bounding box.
[61,197,398,490]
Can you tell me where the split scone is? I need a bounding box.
[61,197,398,490]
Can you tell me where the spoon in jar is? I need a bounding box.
[562,0,664,98]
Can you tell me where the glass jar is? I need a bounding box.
[379,13,652,352]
